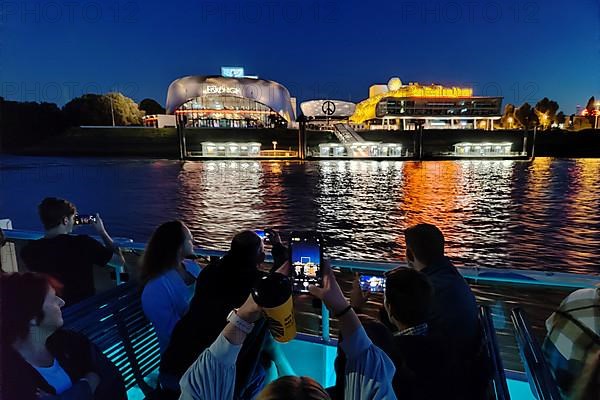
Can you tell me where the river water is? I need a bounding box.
[1,155,599,275]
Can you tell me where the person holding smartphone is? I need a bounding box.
[179,260,397,400]
[20,197,123,306]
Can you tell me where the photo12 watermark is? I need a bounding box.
[399,1,540,24]
[1,81,141,104]
[198,0,341,25]
[0,1,139,24]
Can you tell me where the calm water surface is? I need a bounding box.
[1,155,599,275]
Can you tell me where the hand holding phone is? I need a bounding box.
[74,214,98,225]
[289,231,323,293]
[254,230,270,244]
[358,274,386,293]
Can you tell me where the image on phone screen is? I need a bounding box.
[359,275,386,293]
[290,233,322,293]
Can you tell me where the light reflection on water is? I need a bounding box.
[1,156,599,275]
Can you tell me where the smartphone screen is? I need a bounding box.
[74,214,97,225]
[359,274,386,293]
[254,230,270,244]
[290,231,322,293]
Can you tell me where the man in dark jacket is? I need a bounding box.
[403,223,485,398]
[160,230,287,399]
[403,224,479,356]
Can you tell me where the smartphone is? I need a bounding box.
[254,230,270,244]
[359,274,386,293]
[74,214,97,225]
[289,231,323,293]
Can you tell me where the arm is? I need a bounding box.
[179,295,263,400]
[91,214,116,252]
[265,229,288,272]
[84,334,126,400]
[309,261,397,400]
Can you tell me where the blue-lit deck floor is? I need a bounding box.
[126,337,535,399]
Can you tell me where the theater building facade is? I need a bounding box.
[165,75,296,129]
[350,77,502,130]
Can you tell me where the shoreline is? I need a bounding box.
[3,126,600,160]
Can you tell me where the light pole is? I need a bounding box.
[109,95,116,127]
[272,141,278,151]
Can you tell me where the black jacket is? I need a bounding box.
[0,329,126,400]
[421,257,479,357]
[391,333,456,400]
[160,252,270,399]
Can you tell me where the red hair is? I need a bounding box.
[0,272,63,345]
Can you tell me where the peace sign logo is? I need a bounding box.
[322,101,336,116]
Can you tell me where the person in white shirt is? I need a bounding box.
[178,260,397,400]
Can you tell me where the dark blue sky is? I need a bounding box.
[1,0,598,114]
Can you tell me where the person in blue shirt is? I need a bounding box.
[140,220,201,354]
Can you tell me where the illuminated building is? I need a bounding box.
[453,142,515,156]
[142,114,176,128]
[166,74,296,129]
[350,77,502,130]
[300,100,356,130]
[200,142,261,157]
[318,142,404,157]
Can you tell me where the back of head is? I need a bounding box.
[140,220,185,285]
[229,230,264,266]
[404,223,445,266]
[38,197,76,230]
[0,272,61,346]
[257,376,330,400]
[384,267,433,327]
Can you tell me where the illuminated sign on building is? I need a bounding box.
[203,85,242,96]
[221,67,245,78]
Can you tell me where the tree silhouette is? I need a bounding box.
[63,93,144,127]
[514,103,539,130]
[501,104,516,128]
[534,97,559,129]
[139,98,166,115]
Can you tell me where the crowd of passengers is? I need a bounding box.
[0,196,598,400]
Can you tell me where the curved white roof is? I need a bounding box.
[300,100,356,118]
[166,75,295,122]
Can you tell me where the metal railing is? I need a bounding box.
[510,308,562,400]
[333,123,365,143]
[480,305,511,400]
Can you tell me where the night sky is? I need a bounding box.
[1,0,598,114]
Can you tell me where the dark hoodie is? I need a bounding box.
[159,252,269,398]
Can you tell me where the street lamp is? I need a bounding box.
[272,141,278,151]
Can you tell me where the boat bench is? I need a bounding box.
[511,307,561,400]
[62,282,160,397]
